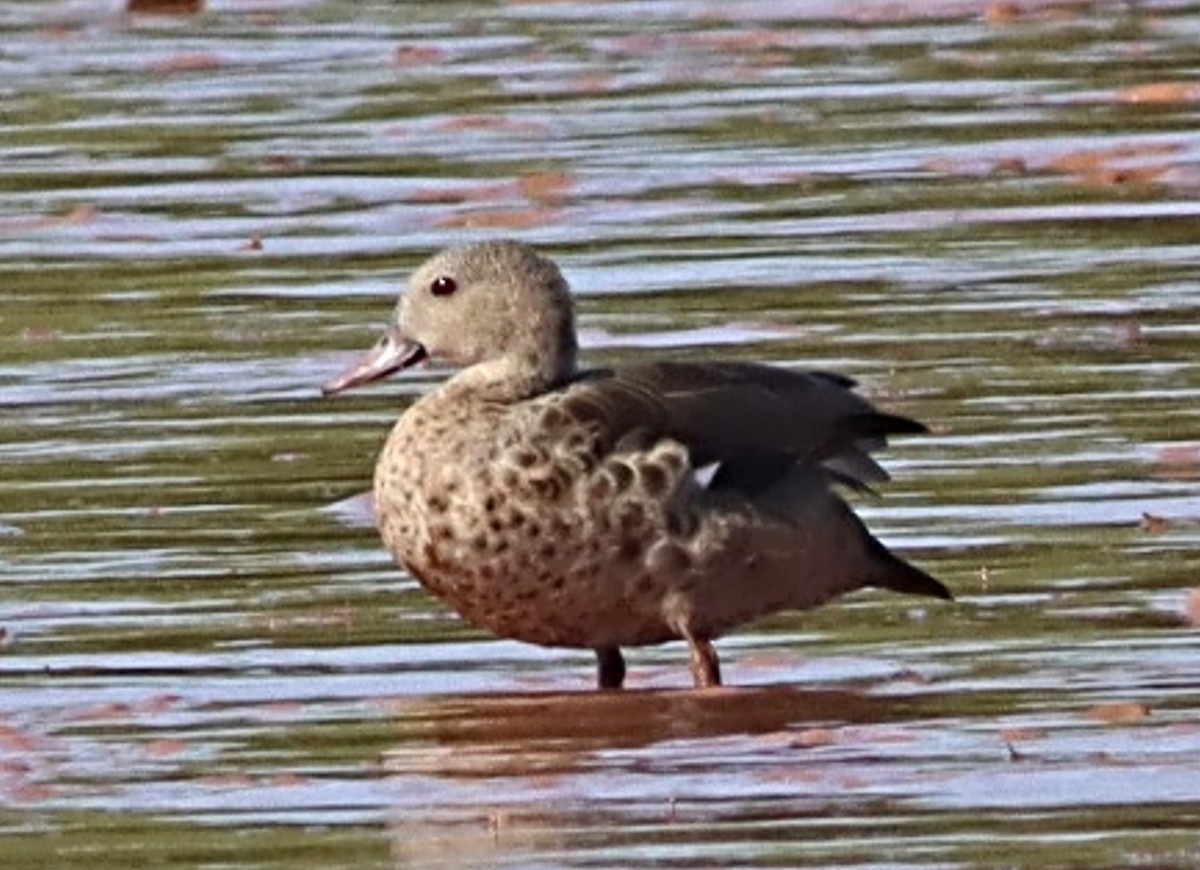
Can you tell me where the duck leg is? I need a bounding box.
[595,646,626,690]
[687,636,722,688]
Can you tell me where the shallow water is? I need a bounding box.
[3,0,1200,867]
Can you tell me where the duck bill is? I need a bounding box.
[321,329,428,396]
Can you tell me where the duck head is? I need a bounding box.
[323,240,578,400]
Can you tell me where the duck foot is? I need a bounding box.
[595,646,626,690]
[688,637,721,688]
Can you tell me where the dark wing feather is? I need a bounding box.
[562,361,925,490]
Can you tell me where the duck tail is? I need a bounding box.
[867,539,953,601]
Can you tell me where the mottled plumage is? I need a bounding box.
[324,240,950,689]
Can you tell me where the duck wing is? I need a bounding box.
[562,361,925,492]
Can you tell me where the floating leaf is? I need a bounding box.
[1116,82,1200,105]
[1085,702,1151,723]
[150,52,225,74]
[1185,588,1200,628]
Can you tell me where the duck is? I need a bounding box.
[323,239,950,690]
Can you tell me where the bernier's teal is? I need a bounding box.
[324,240,951,690]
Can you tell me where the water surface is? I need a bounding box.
[3,1,1200,867]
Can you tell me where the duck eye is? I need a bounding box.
[430,276,457,297]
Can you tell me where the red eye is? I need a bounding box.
[430,276,457,297]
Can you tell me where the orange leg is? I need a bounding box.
[687,637,721,688]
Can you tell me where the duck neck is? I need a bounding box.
[446,340,577,403]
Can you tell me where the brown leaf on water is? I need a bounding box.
[1043,142,1180,188]
[1184,587,1200,628]
[149,52,225,74]
[516,171,573,204]
[999,727,1043,743]
[437,207,560,230]
[1083,166,1167,187]
[1044,150,1098,175]
[1046,143,1176,172]
[242,235,263,252]
[983,1,1081,24]
[1085,702,1151,723]
[394,45,444,67]
[1116,82,1200,105]
[435,115,545,135]
[144,739,187,758]
[1150,443,1200,482]
[65,204,97,224]
[1156,443,1200,468]
[984,2,1023,23]
[1140,512,1169,534]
